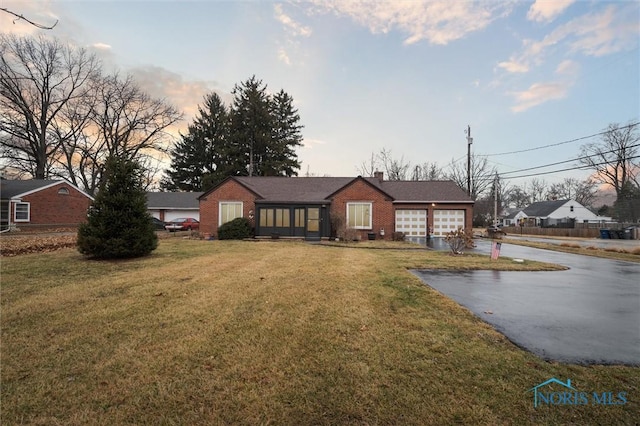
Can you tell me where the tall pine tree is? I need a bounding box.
[163,76,304,189]
[229,76,274,177]
[162,92,229,191]
[269,89,303,176]
[77,155,158,259]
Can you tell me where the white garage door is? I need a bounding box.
[395,209,427,241]
[433,209,465,237]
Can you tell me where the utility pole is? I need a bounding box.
[494,172,499,226]
[466,125,473,197]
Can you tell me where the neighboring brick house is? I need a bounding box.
[198,173,473,241]
[0,179,93,231]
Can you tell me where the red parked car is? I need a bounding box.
[164,218,200,231]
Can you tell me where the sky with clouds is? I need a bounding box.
[2,0,639,185]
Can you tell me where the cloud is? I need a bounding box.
[128,66,231,136]
[275,4,312,38]
[497,59,529,73]
[91,42,111,51]
[555,59,579,75]
[509,81,570,112]
[527,0,575,23]
[301,138,326,149]
[302,0,513,45]
[499,4,639,74]
[277,47,292,66]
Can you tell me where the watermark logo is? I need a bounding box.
[528,377,628,408]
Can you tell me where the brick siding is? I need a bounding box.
[199,180,256,237]
[17,183,91,225]
[330,179,395,240]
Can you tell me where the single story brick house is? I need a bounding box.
[0,179,93,231]
[198,172,473,241]
[146,191,203,222]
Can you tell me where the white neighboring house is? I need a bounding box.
[501,209,527,227]
[516,199,611,227]
[146,192,203,222]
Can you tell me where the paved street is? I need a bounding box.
[413,239,640,365]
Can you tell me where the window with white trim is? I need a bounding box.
[219,202,243,225]
[347,202,372,229]
[14,202,30,222]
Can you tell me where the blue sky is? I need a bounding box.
[2,0,639,186]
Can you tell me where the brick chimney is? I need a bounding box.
[373,171,384,182]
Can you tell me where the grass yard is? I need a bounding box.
[1,240,638,425]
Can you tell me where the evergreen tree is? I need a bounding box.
[78,156,158,259]
[229,76,274,176]
[162,92,229,191]
[269,89,303,176]
[163,76,304,189]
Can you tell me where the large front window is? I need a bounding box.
[347,202,371,229]
[259,208,290,228]
[219,202,243,225]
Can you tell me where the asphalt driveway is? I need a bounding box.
[412,239,640,365]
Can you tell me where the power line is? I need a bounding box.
[503,155,640,180]
[499,143,640,176]
[478,121,640,157]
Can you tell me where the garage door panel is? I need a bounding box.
[433,209,465,237]
[396,210,427,239]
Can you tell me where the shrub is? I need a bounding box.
[77,156,158,259]
[218,217,252,240]
[444,228,475,255]
[392,232,405,241]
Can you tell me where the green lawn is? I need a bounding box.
[1,240,638,425]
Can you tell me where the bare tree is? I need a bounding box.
[378,148,410,180]
[447,154,496,200]
[579,122,639,198]
[357,151,378,177]
[547,177,598,207]
[504,184,530,208]
[526,178,548,203]
[0,7,58,29]
[60,73,182,195]
[411,162,445,180]
[0,34,101,179]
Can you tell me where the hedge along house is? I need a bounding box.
[198,173,474,241]
[0,179,94,232]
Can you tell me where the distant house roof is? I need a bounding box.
[503,210,524,220]
[522,200,569,217]
[201,176,473,204]
[0,179,93,200]
[146,192,203,209]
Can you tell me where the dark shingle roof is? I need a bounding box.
[223,177,473,204]
[1,179,66,199]
[235,177,356,202]
[146,192,203,209]
[522,200,568,217]
[380,180,472,202]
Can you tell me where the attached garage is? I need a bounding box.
[432,209,465,237]
[395,209,427,241]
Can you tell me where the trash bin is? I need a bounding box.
[623,227,633,240]
[599,229,610,239]
[610,230,619,239]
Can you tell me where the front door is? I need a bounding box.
[306,207,321,240]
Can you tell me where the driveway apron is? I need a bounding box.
[412,239,640,365]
